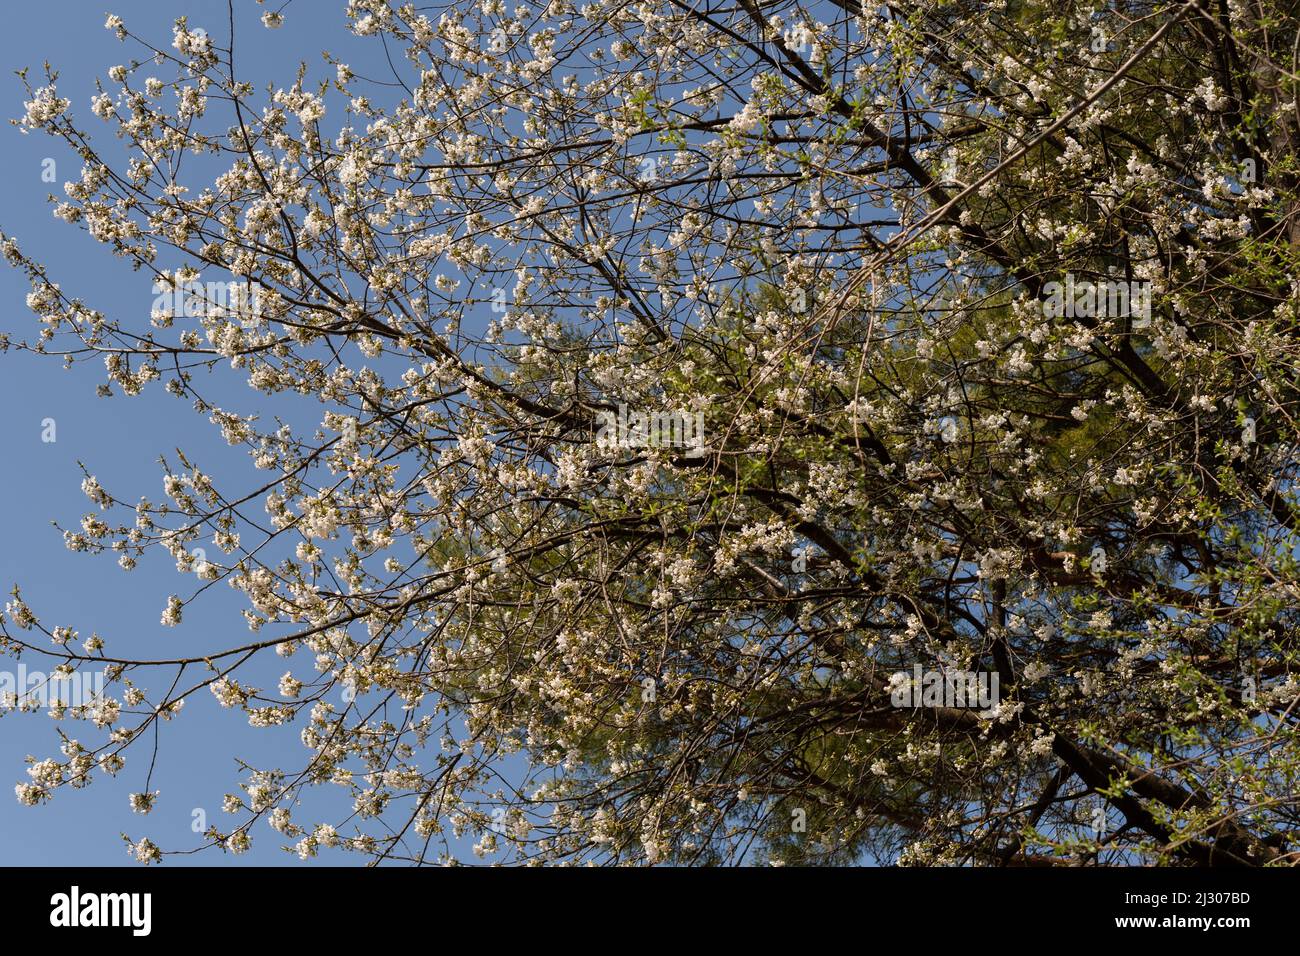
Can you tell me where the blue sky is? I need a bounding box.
[0,0,443,866]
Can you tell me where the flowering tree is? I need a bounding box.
[3,0,1300,865]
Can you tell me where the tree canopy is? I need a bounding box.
[4,0,1300,866]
